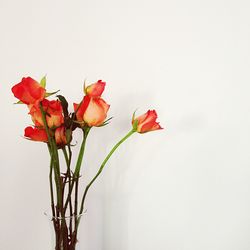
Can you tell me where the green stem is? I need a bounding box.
[48,146,56,218]
[51,139,69,247]
[51,139,63,209]
[74,127,90,176]
[73,127,90,238]
[67,144,72,167]
[62,146,73,238]
[39,103,61,206]
[63,128,90,213]
[78,129,135,218]
[39,103,67,246]
[62,147,70,168]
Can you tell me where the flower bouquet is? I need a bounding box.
[11,76,162,250]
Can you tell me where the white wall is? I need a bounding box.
[1,0,250,249]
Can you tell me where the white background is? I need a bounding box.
[0,0,250,249]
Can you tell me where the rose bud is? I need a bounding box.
[74,95,110,127]
[44,100,64,128]
[85,80,106,98]
[29,99,64,129]
[28,104,44,128]
[24,126,48,142]
[11,77,46,105]
[132,110,163,133]
[55,126,68,146]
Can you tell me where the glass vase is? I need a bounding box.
[45,212,84,250]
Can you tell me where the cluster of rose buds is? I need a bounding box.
[11,76,162,147]
[12,77,67,145]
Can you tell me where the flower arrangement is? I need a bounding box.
[11,76,162,250]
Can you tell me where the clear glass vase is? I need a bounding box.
[45,212,84,250]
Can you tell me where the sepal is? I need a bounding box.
[14,100,24,104]
[132,119,139,131]
[57,95,69,117]
[45,90,60,97]
[98,117,113,127]
[40,75,46,88]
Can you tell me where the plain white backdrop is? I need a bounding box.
[1,0,250,249]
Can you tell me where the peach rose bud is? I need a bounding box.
[132,110,163,133]
[74,95,110,127]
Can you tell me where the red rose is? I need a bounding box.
[85,80,106,98]
[11,77,46,104]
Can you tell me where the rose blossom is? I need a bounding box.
[11,77,46,104]
[132,110,163,133]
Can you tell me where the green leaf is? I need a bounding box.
[98,117,114,127]
[57,94,69,117]
[132,109,138,122]
[14,100,24,104]
[73,120,85,125]
[65,129,72,143]
[132,119,139,131]
[40,75,47,88]
[45,90,60,97]
[83,78,87,94]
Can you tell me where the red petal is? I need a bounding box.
[74,96,91,122]
[86,80,106,97]
[11,77,45,104]
[24,127,48,142]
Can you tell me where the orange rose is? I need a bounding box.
[24,126,48,142]
[55,126,67,146]
[11,77,46,104]
[85,80,106,98]
[132,110,163,133]
[29,99,64,129]
[44,100,64,128]
[74,95,110,127]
